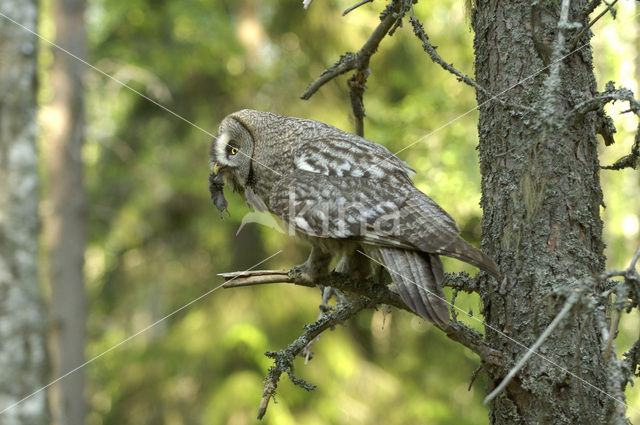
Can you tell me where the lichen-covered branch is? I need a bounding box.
[598,244,640,401]
[409,8,533,115]
[571,0,618,49]
[570,82,640,170]
[299,53,357,100]
[257,295,372,419]
[540,0,573,131]
[301,0,409,136]
[220,266,505,419]
[576,0,603,23]
[408,11,486,98]
[220,268,504,365]
[299,3,399,102]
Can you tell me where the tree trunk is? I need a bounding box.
[473,1,617,423]
[0,1,50,424]
[43,0,87,424]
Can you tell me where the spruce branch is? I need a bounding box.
[301,0,410,136]
[408,8,533,114]
[219,268,504,366]
[570,83,640,168]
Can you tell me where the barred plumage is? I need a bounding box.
[210,109,500,325]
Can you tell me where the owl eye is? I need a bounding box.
[227,145,239,156]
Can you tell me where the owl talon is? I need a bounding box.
[289,264,316,285]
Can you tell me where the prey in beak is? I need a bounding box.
[209,162,230,219]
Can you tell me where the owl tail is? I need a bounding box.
[438,237,502,281]
[369,247,450,325]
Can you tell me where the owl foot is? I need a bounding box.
[290,246,332,285]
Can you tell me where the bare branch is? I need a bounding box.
[483,291,579,404]
[301,1,410,136]
[570,0,618,49]
[408,9,533,114]
[300,53,357,100]
[408,11,486,97]
[343,0,373,16]
[257,295,371,419]
[570,83,640,169]
[604,309,621,361]
[576,0,602,23]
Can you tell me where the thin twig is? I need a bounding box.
[483,292,578,404]
[576,0,602,23]
[300,53,357,100]
[257,296,372,419]
[468,366,483,391]
[408,8,533,113]
[570,0,618,49]
[348,2,401,135]
[302,1,409,136]
[343,0,373,16]
[300,4,398,101]
[604,309,621,361]
[541,0,572,129]
[629,244,640,271]
[601,244,640,280]
[408,10,486,97]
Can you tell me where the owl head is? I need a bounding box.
[210,115,255,193]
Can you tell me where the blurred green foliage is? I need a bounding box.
[36,0,640,424]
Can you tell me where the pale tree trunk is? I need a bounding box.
[0,0,50,424]
[43,0,87,424]
[473,0,618,423]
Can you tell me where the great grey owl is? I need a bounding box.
[209,109,500,325]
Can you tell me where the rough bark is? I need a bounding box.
[0,1,50,424]
[472,1,613,423]
[43,0,88,424]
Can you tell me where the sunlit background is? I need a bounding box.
[34,0,640,423]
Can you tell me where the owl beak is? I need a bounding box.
[213,162,221,174]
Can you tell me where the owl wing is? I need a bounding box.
[294,132,416,185]
[269,170,459,324]
[268,170,461,255]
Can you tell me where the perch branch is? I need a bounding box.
[219,268,504,365]
[483,291,579,404]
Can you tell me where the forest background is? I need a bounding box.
[14,0,640,423]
